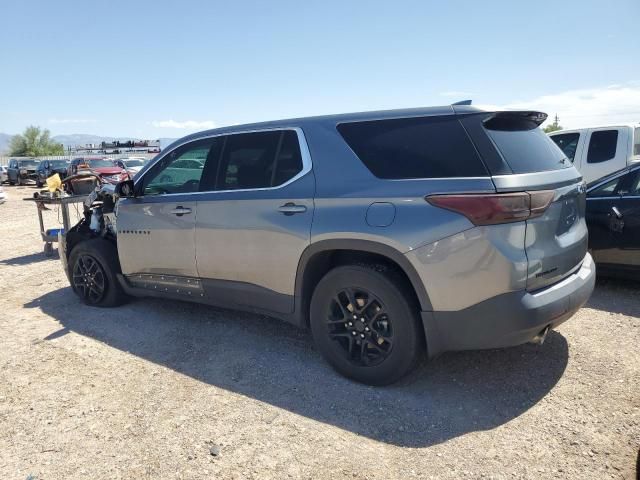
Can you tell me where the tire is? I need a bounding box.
[36,179,43,188]
[310,264,423,385]
[16,176,22,186]
[68,238,128,307]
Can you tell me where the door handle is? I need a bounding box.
[278,203,307,215]
[170,206,192,216]
[611,206,623,219]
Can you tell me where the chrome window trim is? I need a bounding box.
[586,196,622,201]
[491,168,581,190]
[135,127,312,196]
[388,176,492,182]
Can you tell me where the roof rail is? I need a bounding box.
[452,100,472,106]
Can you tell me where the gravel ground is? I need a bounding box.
[0,186,638,480]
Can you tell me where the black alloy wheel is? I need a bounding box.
[72,254,107,304]
[327,287,393,367]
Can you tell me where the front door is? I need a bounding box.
[611,169,640,267]
[586,169,638,266]
[194,129,315,314]
[117,138,215,278]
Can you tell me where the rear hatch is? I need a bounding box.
[459,110,588,291]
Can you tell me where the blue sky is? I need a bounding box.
[1,0,639,138]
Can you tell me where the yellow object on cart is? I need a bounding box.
[46,173,62,192]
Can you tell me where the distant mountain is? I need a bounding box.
[0,133,177,154]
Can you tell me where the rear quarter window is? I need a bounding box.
[337,116,487,179]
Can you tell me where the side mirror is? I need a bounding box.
[115,179,135,198]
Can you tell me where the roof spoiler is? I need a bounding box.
[484,111,548,131]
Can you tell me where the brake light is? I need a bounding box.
[426,191,555,225]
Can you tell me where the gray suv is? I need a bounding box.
[60,105,595,385]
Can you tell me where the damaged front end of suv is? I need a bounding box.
[59,180,129,284]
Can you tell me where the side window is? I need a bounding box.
[337,116,488,179]
[550,133,580,162]
[273,130,303,186]
[588,176,623,198]
[143,140,212,195]
[627,171,640,196]
[634,127,640,156]
[216,130,300,191]
[587,130,618,164]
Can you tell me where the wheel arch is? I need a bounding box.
[294,239,432,328]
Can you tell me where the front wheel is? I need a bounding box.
[68,239,128,307]
[310,265,424,385]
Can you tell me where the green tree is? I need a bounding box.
[9,126,64,156]
[543,114,563,133]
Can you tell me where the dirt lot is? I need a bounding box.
[0,186,638,480]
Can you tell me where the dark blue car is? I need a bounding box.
[35,159,69,187]
[586,164,640,280]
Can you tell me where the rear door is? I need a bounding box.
[194,128,314,314]
[581,127,628,184]
[461,111,588,291]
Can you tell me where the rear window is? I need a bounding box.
[550,132,580,162]
[587,130,618,164]
[337,116,487,179]
[484,119,570,174]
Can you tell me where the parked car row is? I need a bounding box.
[1,157,151,186]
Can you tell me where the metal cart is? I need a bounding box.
[24,194,87,256]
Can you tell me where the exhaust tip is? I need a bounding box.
[530,326,550,345]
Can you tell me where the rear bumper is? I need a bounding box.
[421,253,595,357]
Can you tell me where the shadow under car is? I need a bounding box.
[25,287,569,448]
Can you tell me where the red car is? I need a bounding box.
[68,157,130,184]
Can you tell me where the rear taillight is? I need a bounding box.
[426,191,555,226]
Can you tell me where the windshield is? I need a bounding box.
[87,159,116,168]
[19,161,39,168]
[50,160,68,168]
[123,159,145,167]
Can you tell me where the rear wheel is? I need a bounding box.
[310,265,423,385]
[68,239,128,307]
[16,176,22,186]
